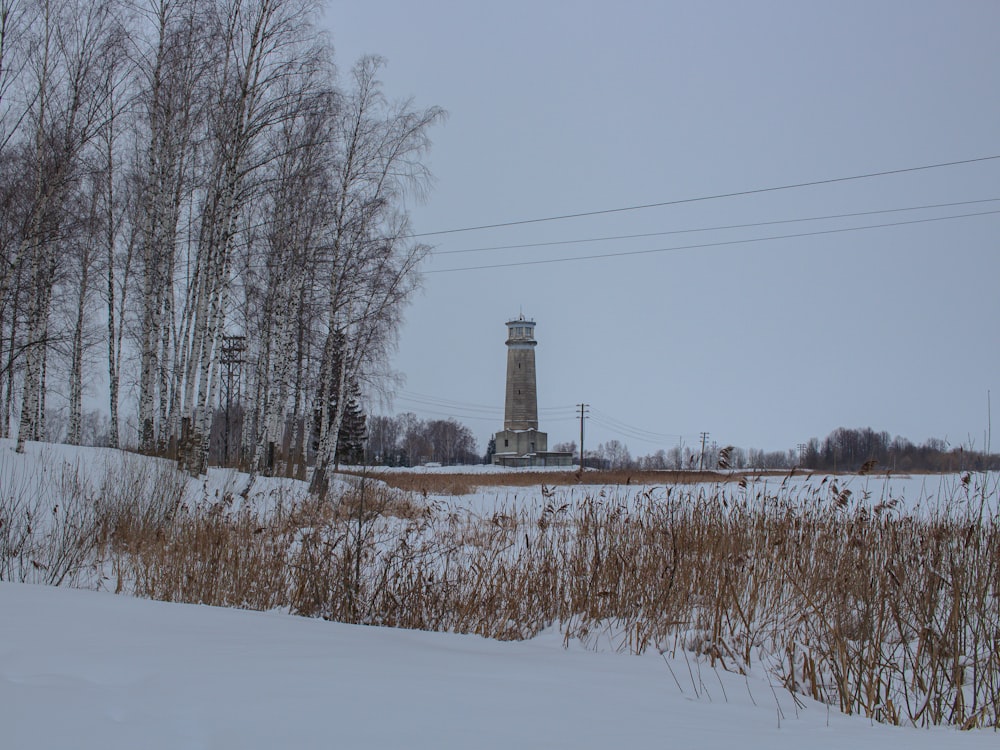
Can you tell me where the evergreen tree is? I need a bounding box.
[484,436,496,464]
[336,384,367,466]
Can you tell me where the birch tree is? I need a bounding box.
[130,0,209,453]
[245,88,334,476]
[65,176,100,444]
[0,0,33,437]
[98,33,133,449]
[14,0,121,452]
[0,0,443,469]
[0,147,29,437]
[174,0,326,474]
[0,0,28,437]
[61,19,130,446]
[309,56,443,495]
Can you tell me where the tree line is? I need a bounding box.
[547,440,799,471]
[365,413,479,467]
[359,419,1000,473]
[561,426,1000,473]
[799,427,1000,473]
[0,0,441,492]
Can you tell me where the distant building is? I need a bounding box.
[492,316,573,467]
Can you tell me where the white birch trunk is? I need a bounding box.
[16,254,54,450]
[67,240,91,445]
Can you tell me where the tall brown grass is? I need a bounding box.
[351,468,736,495]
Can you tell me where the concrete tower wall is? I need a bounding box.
[503,319,539,430]
[504,341,538,430]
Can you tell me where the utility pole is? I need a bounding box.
[221,335,246,467]
[699,431,709,471]
[577,403,589,469]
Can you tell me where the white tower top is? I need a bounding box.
[505,316,537,349]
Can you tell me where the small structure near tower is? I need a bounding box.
[492,315,573,467]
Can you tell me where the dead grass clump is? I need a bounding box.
[332,480,432,520]
[0,450,105,586]
[361,469,736,494]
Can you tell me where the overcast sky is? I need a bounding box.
[324,1,1000,457]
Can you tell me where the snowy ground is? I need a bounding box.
[419,468,1000,517]
[2,440,998,747]
[0,438,314,517]
[2,581,996,750]
[361,462,575,474]
[4,437,994,520]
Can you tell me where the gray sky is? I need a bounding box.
[324,0,1000,457]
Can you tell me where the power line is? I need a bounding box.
[430,197,1000,256]
[588,421,693,447]
[397,390,576,414]
[388,407,500,423]
[411,154,1000,238]
[391,391,579,425]
[589,408,684,440]
[428,208,1000,274]
[396,393,500,415]
[589,423,680,447]
[383,404,579,424]
[383,395,692,445]
[588,412,690,446]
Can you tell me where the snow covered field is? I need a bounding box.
[416,467,1000,518]
[2,439,998,746]
[3,437,995,521]
[2,581,996,750]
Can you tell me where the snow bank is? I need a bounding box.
[1,582,994,750]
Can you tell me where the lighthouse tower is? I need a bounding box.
[503,316,539,431]
[492,315,566,466]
